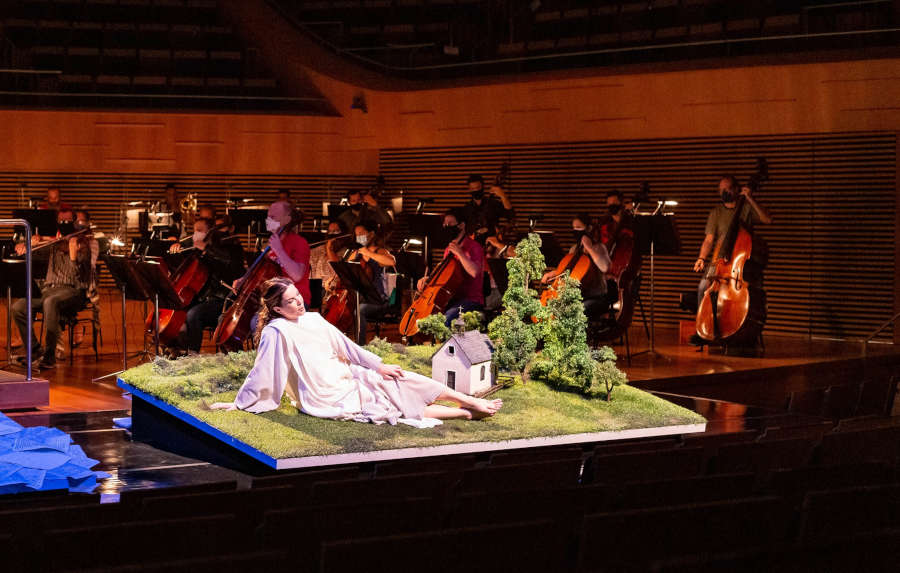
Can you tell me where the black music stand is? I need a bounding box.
[487,258,510,294]
[92,255,155,381]
[533,231,564,268]
[12,209,57,238]
[327,204,352,221]
[133,259,186,357]
[330,261,385,343]
[632,213,680,353]
[407,212,444,269]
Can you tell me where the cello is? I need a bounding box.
[213,210,302,350]
[143,252,209,345]
[398,235,466,339]
[695,162,769,345]
[540,226,601,307]
[599,216,642,339]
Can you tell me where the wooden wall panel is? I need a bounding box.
[0,172,378,288]
[381,131,897,341]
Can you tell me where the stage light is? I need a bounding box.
[407,238,423,246]
[111,236,125,247]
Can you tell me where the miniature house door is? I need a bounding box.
[446,371,455,390]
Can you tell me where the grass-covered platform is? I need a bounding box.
[117,345,705,470]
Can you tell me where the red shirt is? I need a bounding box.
[443,235,484,305]
[267,232,311,304]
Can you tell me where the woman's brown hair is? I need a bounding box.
[254,277,294,345]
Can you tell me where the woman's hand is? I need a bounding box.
[377,363,404,380]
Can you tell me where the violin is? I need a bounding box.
[398,235,466,339]
[213,210,303,350]
[695,160,769,345]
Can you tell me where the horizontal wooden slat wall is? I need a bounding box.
[381,132,897,341]
[0,173,378,289]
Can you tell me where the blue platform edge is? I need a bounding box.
[117,378,279,469]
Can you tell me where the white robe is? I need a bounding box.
[233,313,444,426]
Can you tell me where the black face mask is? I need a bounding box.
[572,229,586,243]
[351,204,363,212]
[721,190,735,203]
[442,225,461,243]
[57,221,75,235]
[608,204,622,216]
[470,190,485,201]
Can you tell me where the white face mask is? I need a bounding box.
[356,234,369,247]
[265,217,281,233]
[192,231,206,244]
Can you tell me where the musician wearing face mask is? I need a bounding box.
[347,221,396,344]
[165,217,246,354]
[692,175,773,306]
[232,200,311,306]
[12,208,96,370]
[460,174,513,243]
[541,213,613,320]
[599,190,632,246]
[338,189,391,231]
[417,210,485,326]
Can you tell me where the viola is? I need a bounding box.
[398,236,466,339]
[213,211,302,350]
[695,162,769,345]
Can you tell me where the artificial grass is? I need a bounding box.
[119,343,705,460]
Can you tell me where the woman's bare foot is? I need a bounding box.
[464,397,503,419]
[208,401,237,411]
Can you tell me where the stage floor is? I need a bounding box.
[1,329,896,493]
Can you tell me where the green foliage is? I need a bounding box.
[461,310,484,332]
[542,274,594,392]
[488,306,537,379]
[501,233,546,323]
[592,346,618,364]
[179,378,211,399]
[527,358,552,381]
[365,336,395,359]
[416,314,451,344]
[593,358,628,402]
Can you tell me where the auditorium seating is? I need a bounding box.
[0,0,330,113]
[272,0,898,76]
[3,414,899,571]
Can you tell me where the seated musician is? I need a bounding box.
[211,277,502,424]
[310,220,346,293]
[168,217,246,354]
[460,174,513,244]
[416,209,485,326]
[484,223,517,312]
[690,175,773,345]
[348,220,396,344]
[599,190,632,247]
[233,200,310,330]
[12,208,97,370]
[338,188,391,231]
[541,212,613,320]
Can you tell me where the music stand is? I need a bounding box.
[92,254,155,381]
[327,204,352,221]
[330,261,385,344]
[12,209,57,237]
[486,258,510,294]
[407,212,444,269]
[533,230,564,268]
[133,259,186,357]
[632,212,680,353]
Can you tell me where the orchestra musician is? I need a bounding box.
[690,175,773,346]
[541,212,613,320]
[483,222,517,312]
[309,220,346,293]
[232,200,310,324]
[348,220,396,344]
[167,217,246,354]
[338,188,391,231]
[417,209,485,326]
[599,190,632,247]
[11,207,97,370]
[460,174,513,243]
[39,187,72,213]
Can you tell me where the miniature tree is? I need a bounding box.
[592,347,627,401]
[542,273,594,392]
[416,313,451,344]
[487,233,546,380]
[461,310,484,332]
[487,306,537,382]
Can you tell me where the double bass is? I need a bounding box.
[398,235,466,339]
[695,162,769,345]
[213,211,302,350]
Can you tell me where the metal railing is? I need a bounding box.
[0,219,33,380]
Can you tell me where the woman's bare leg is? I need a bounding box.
[424,404,474,420]
[433,387,503,418]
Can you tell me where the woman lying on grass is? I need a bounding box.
[211,277,502,426]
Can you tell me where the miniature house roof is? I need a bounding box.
[433,330,494,364]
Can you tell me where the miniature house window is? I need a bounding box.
[480,365,486,380]
[448,345,454,356]
[446,371,455,390]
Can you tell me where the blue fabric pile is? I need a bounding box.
[0,412,110,495]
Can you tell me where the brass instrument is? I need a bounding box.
[180,192,198,227]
